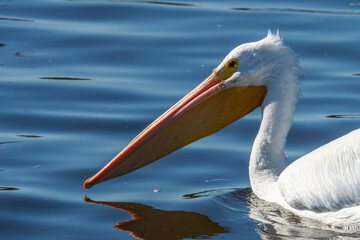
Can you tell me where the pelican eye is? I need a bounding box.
[216,59,239,80]
[228,60,238,68]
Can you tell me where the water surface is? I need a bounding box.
[1,0,360,239]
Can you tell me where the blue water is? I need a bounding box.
[1,0,360,239]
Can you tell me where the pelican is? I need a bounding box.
[84,31,360,227]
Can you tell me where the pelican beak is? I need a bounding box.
[84,72,267,189]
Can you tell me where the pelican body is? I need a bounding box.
[85,31,360,227]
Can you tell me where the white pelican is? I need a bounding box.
[85,31,360,227]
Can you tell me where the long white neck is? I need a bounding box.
[249,69,299,200]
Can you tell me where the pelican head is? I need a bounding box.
[84,31,300,189]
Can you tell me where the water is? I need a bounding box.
[1,0,360,239]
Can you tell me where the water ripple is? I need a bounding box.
[0,16,33,22]
[0,187,20,191]
[326,114,360,119]
[140,0,194,7]
[0,141,19,145]
[39,77,92,81]
[232,7,360,16]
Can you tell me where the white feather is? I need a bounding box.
[219,31,360,227]
[279,129,360,212]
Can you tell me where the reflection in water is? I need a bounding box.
[85,189,360,239]
[84,196,229,240]
[211,188,360,239]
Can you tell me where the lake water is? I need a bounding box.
[1,0,360,239]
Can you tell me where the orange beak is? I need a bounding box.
[84,72,267,189]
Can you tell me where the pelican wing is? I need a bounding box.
[278,129,360,212]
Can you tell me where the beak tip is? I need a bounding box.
[84,178,94,190]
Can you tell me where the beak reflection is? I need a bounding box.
[84,196,229,240]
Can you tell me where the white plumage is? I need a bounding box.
[279,129,360,212]
[222,31,360,227]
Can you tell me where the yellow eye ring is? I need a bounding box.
[216,59,239,80]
